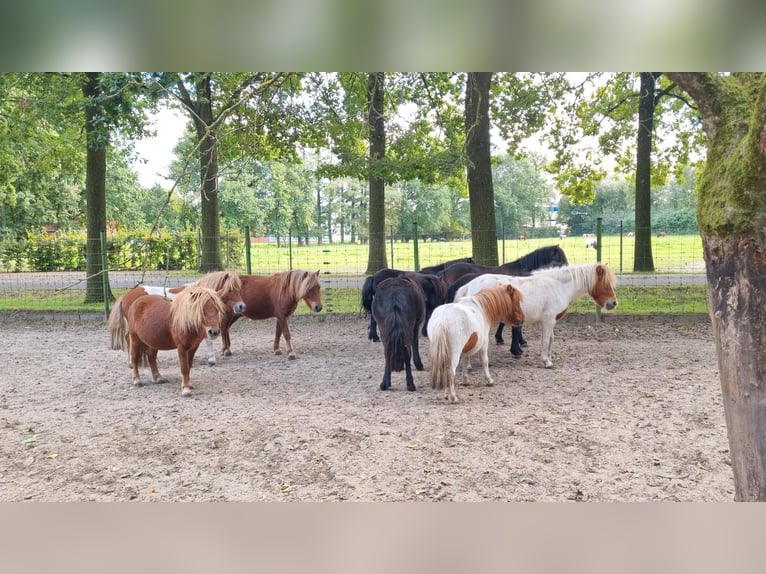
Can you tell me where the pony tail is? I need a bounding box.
[107,299,128,350]
[429,326,453,390]
[360,276,375,315]
[385,317,409,372]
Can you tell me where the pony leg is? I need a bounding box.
[540,323,554,368]
[148,349,169,384]
[479,347,495,386]
[380,365,392,391]
[494,322,504,344]
[510,326,524,357]
[369,315,380,342]
[177,347,193,396]
[405,357,416,392]
[412,323,424,371]
[205,334,216,366]
[221,314,238,357]
[275,317,296,359]
[129,335,143,386]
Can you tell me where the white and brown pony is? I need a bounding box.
[454,263,618,369]
[427,283,525,404]
[108,271,245,365]
[127,286,227,396]
[220,269,323,359]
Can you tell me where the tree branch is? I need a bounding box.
[664,72,722,141]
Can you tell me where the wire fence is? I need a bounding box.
[0,224,708,320]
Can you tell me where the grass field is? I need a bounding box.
[238,234,704,275]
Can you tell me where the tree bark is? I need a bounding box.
[365,72,388,274]
[81,72,113,303]
[633,72,657,271]
[192,75,223,272]
[465,72,498,266]
[667,72,766,500]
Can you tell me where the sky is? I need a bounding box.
[131,106,187,188]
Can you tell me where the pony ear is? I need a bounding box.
[315,269,320,276]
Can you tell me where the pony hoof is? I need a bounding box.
[407,384,416,392]
[181,388,192,396]
[155,377,169,384]
[132,380,143,387]
[274,349,283,356]
[223,349,232,357]
[207,359,216,366]
[288,354,296,360]
[544,362,554,369]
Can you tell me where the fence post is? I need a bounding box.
[595,217,603,322]
[501,220,506,264]
[244,225,252,275]
[390,225,394,269]
[100,230,110,318]
[619,219,623,273]
[288,227,293,270]
[413,222,419,271]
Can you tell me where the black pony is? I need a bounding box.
[445,245,569,357]
[419,256,474,275]
[440,245,568,286]
[361,269,448,342]
[371,276,426,392]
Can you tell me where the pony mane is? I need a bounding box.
[170,286,225,334]
[516,245,567,268]
[532,263,616,295]
[277,270,319,302]
[471,284,522,323]
[197,271,242,294]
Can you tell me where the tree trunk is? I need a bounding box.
[667,72,766,500]
[634,72,657,271]
[365,72,387,274]
[81,72,113,304]
[193,76,223,271]
[465,72,498,266]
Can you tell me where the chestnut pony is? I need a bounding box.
[427,283,525,404]
[220,269,323,359]
[108,271,246,366]
[127,286,227,396]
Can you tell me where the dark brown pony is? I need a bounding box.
[361,269,448,341]
[108,271,245,366]
[127,286,227,396]
[440,245,569,286]
[220,269,323,359]
[371,276,426,392]
[418,256,474,275]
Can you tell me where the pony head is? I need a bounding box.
[171,286,227,338]
[291,270,323,313]
[591,264,618,310]
[198,271,246,315]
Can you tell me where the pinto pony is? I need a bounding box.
[127,286,227,396]
[107,271,246,366]
[428,284,524,404]
[439,245,568,286]
[371,276,427,392]
[454,263,618,369]
[361,269,447,342]
[220,269,323,359]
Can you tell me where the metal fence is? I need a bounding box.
[0,223,708,319]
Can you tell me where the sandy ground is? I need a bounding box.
[0,312,734,501]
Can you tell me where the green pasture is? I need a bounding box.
[236,234,703,275]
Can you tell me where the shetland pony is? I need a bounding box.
[454,263,618,369]
[220,269,323,359]
[108,271,246,366]
[439,245,568,286]
[418,256,474,275]
[361,269,447,341]
[428,284,524,404]
[127,286,227,396]
[371,276,427,392]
